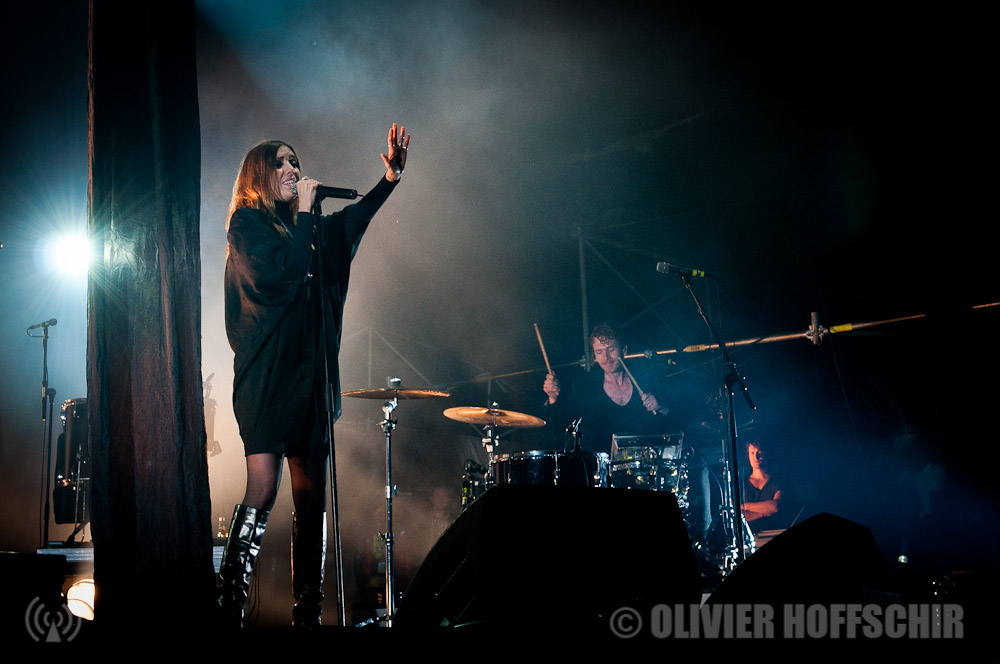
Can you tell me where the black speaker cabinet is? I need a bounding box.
[1,552,68,642]
[394,484,701,630]
[708,512,891,606]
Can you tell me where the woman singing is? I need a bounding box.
[219,124,410,627]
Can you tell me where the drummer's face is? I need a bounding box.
[748,444,764,470]
[592,337,623,375]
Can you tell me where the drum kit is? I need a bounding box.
[445,407,696,507]
[343,383,703,624]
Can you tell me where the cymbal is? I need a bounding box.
[342,388,451,400]
[443,406,546,428]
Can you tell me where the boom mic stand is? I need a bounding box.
[311,187,357,626]
[679,275,756,570]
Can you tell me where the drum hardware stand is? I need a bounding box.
[65,426,92,544]
[678,275,756,571]
[342,384,450,626]
[482,422,500,486]
[378,379,401,628]
[461,460,487,509]
[479,403,507,486]
[565,418,583,453]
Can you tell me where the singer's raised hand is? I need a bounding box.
[381,123,409,182]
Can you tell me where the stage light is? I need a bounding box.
[47,232,92,278]
[65,578,95,620]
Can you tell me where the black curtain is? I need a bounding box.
[87,0,214,626]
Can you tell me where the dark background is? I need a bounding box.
[1,1,995,624]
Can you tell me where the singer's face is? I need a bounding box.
[592,337,623,375]
[272,145,300,202]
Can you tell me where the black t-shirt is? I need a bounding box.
[544,362,685,454]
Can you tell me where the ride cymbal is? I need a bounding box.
[443,406,545,428]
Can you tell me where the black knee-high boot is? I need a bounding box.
[218,504,269,627]
[291,511,326,627]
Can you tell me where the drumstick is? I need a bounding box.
[618,356,659,415]
[534,323,553,375]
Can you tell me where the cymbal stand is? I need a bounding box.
[480,404,504,486]
[378,392,399,627]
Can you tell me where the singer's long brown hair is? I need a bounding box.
[226,140,299,242]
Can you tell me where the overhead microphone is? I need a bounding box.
[26,318,57,331]
[656,262,706,278]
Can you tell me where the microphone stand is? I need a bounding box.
[680,275,756,570]
[32,324,57,547]
[312,195,348,626]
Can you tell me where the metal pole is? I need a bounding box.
[578,228,591,370]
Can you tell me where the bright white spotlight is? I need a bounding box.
[48,232,92,278]
[66,578,95,620]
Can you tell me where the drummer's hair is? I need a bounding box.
[590,322,622,347]
[745,438,770,462]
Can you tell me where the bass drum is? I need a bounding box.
[491,451,608,488]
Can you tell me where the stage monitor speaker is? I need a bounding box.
[394,484,701,630]
[708,512,892,607]
[1,552,68,642]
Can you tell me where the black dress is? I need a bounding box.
[225,177,397,457]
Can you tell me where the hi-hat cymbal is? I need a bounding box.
[443,406,546,428]
[342,388,451,400]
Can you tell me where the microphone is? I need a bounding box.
[656,262,706,278]
[316,185,358,200]
[27,318,57,331]
[464,460,487,475]
[290,183,359,200]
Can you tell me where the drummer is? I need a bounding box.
[543,323,670,453]
[542,322,710,544]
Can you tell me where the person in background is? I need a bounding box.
[741,439,783,531]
